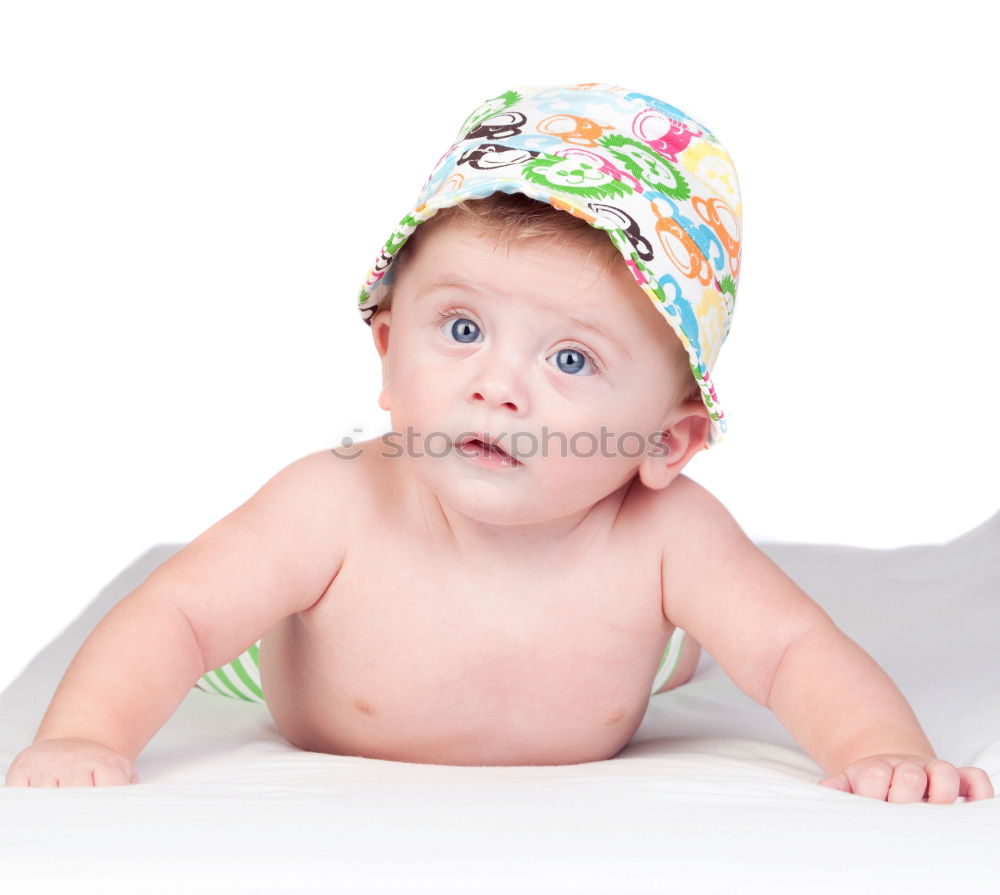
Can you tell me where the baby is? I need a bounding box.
[6,83,994,803]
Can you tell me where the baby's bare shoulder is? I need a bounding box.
[254,446,368,520]
[637,473,731,546]
[649,473,759,593]
[146,447,372,673]
[323,436,401,502]
[281,438,387,490]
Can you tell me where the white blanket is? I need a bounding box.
[2,515,998,894]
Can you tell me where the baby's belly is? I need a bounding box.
[259,592,672,766]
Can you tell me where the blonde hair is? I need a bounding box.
[381,191,701,406]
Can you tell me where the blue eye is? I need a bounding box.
[551,347,594,376]
[435,310,599,375]
[446,317,480,343]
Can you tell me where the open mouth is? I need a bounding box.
[457,436,521,466]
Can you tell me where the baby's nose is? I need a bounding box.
[471,387,518,412]
[470,354,526,413]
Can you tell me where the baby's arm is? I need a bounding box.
[659,477,994,803]
[765,623,991,801]
[5,450,346,787]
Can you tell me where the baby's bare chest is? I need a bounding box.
[262,531,674,765]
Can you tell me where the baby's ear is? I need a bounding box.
[370,309,392,411]
[371,308,391,358]
[638,401,711,491]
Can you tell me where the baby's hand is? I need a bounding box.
[5,737,140,788]
[819,754,994,803]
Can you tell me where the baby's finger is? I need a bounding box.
[925,760,960,804]
[91,763,132,787]
[846,759,893,801]
[24,770,59,788]
[886,762,928,804]
[56,767,98,788]
[818,773,850,792]
[4,770,28,787]
[957,767,996,802]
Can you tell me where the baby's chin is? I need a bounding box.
[419,461,638,528]
[444,496,578,528]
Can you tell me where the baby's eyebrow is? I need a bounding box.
[416,280,632,361]
[414,280,487,302]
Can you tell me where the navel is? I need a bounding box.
[603,706,626,726]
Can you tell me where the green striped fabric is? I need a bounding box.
[194,641,265,703]
[194,628,687,704]
[650,627,687,695]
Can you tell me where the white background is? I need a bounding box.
[1,0,996,692]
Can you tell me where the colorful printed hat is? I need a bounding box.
[357,83,742,448]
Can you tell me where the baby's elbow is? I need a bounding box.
[762,618,843,710]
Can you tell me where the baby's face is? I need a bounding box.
[371,214,704,526]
